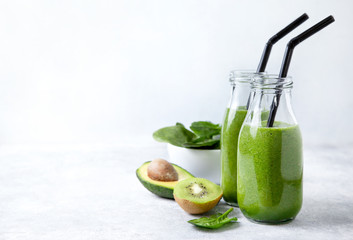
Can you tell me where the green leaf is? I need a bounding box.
[182,136,220,149]
[212,134,220,140]
[188,208,238,229]
[153,121,221,149]
[190,121,221,138]
[153,123,196,147]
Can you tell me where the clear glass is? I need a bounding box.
[237,75,303,224]
[221,70,258,207]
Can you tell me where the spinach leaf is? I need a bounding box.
[182,136,220,149]
[153,121,221,149]
[188,208,237,229]
[190,121,221,138]
[153,123,196,147]
[212,134,220,140]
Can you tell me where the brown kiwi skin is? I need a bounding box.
[173,193,223,214]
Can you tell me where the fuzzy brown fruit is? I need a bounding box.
[147,158,178,182]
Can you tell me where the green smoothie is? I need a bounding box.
[221,106,248,205]
[237,121,302,223]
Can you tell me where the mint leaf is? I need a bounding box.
[188,208,237,229]
[153,123,196,147]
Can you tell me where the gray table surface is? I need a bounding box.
[0,140,352,240]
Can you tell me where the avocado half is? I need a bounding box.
[136,161,194,199]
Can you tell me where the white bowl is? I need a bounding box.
[167,143,221,184]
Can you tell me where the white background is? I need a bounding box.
[0,0,352,146]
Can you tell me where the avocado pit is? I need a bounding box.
[147,158,179,182]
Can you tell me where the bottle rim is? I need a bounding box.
[252,74,293,89]
[229,70,264,83]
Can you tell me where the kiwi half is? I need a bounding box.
[173,178,223,214]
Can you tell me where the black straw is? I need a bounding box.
[256,13,309,73]
[246,13,309,110]
[266,15,335,127]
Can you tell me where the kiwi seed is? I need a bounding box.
[186,183,208,198]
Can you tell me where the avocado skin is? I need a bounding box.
[136,161,194,199]
[136,172,174,198]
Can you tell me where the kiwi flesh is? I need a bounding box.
[173,178,223,214]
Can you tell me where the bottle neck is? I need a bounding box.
[228,82,252,109]
[227,70,266,110]
[247,87,297,127]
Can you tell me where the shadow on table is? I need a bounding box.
[289,198,353,228]
[196,198,353,231]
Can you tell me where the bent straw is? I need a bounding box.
[256,13,309,73]
[266,15,335,127]
[246,13,309,109]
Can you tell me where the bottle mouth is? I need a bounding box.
[229,70,264,83]
[252,74,293,89]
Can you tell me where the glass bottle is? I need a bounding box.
[237,75,303,224]
[221,70,258,206]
